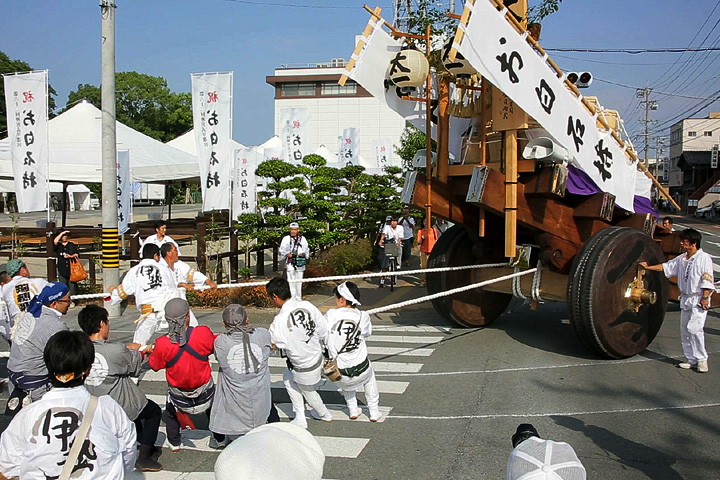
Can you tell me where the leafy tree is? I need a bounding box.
[395,124,436,170]
[253,158,300,249]
[528,0,565,22]
[0,50,58,135]
[65,72,192,142]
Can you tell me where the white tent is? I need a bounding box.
[314,145,336,163]
[166,128,246,155]
[0,180,92,211]
[0,101,200,183]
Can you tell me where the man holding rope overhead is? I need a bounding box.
[266,277,332,429]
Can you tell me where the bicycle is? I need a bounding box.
[384,243,402,292]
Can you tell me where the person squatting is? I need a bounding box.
[0,268,381,477]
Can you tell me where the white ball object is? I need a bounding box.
[387,49,429,88]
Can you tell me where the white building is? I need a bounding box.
[668,113,720,187]
[266,60,406,168]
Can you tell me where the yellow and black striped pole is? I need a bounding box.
[102,228,120,269]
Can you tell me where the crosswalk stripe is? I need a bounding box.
[267,357,424,373]
[372,325,451,332]
[155,426,369,458]
[127,474,339,480]
[367,335,444,344]
[139,371,409,394]
[145,394,393,423]
[367,346,434,357]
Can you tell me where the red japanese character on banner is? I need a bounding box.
[207,91,219,103]
[22,91,34,103]
[380,146,386,152]
[345,138,353,145]
[292,120,301,129]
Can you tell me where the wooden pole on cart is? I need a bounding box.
[425,23,433,232]
[437,79,450,183]
[504,130,518,258]
[479,78,488,238]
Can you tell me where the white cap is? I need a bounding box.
[215,423,325,480]
[507,437,586,480]
[289,222,300,229]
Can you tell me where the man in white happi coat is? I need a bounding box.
[266,277,332,428]
[109,243,178,345]
[279,222,309,300]
[641,228,714,373]
[139,219,181,255]
[159,242,217,327]
[1,259,48,340]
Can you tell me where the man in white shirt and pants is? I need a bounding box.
[279,222,309,300]
[641,228,714,373]
[267,277,332,428]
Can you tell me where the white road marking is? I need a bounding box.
[145,394,392,423]
[367,335,444,344]
[676,224,720,239]
[387,402,720,420]
[128,474,339,480]
[155,426,369,458]
[268,357,424,373]
[372,325,452,332]
[367,346,434,357]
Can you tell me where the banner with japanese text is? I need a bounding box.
[346,21,471,161]
[455,0,636,210]
[372,138,394,169]
[280,108,310,165]
[3,71,48,213]
[339,127,359,166]
[233,147,258,217]
[191,72,233,211]
[116,150,131,234]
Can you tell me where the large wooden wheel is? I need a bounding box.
[567,227,668,358]
[427,224,511,327]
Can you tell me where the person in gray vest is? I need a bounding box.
[210,304,280,441]
[78,305,163,472]
[6,282,70,413]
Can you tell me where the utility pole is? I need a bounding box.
[637,86,658,166]
[100,0,120,317]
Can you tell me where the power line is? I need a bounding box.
[545,47,720,54]
[593,77,720,100]
[217,0,373,8]
[552,52,720,66]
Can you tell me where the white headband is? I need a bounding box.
[338,282,361,306]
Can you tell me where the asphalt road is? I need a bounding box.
[1,214,720,479]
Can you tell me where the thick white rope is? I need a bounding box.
[366,268,537,315]
[71,263,511,300]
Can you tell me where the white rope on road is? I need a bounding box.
[71,262,512,300]
[365,268,538,315]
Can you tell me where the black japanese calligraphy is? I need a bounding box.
[206,171,220,188]
[496,38,523,84]
[535,79,556,115]
[567,116,585,153]
[23,110,35,126]
[139,265,162,291]
[24,151,35,166]
[209,151,219,166]
[210,132,218,146]
[335,320,361,352]
[23,171,37,189]
[13,283,32,311]
[388,51,411,84]
[288,309,316,343]
[593,139,613,182]
[24,131,34,147]
[207,111,219,126]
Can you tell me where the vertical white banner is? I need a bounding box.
[233,147,258,217]
[339,127,359,166]
[281,107,311,165]
[3,71,49,213]
[116,150,131,234]
[372,138,394,169]
[191,72,233,211]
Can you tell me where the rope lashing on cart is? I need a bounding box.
[365,268,538,315]
[70,262,512,300]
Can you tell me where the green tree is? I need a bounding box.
[0,50,58,135]
[65,72,192,142]
[395,124,436,170]
[528,0,565,22]
[254,158,301,249]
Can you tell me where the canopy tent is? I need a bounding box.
[166,128,246,156]
[0,180,92,211]
[0,101,200,183]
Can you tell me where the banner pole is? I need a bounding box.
[45,70,50,224]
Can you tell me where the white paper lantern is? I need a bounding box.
[387,49,429,88]
[442,41,476,78]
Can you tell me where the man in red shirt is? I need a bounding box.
[149,298,226,450]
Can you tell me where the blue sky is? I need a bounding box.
[1,0,717,152]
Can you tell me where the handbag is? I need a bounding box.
[58,395,98,480]
[323,329,356,382]
[69,258,87,283]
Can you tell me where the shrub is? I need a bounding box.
[186,283,273,308]
[309,239,374,276]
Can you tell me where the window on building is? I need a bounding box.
[321,82,357,95]
[705,131,713,136]
[688,131,697,137]
[280,83,316,97]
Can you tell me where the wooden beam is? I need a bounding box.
[477,266,568,301]
[504,130,518,257]
[410,174,478,229]
[524,164,568,199]
[437,79,450,183]
[538,233,579,274]
[572,192,615,222]
[614,213,656,236]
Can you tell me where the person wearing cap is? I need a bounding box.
[1,259,49,329]
[148,298,225,451]
[53,229,80,301]
[140,219,181,256]
[266,277,332,429]
[108,243,178,345]
[506,423,586,480]
[324,281,381,422]
[398,207,416,268]
[378,217,404,287]
[209,304,279,440]
[78,305,163,472]
[160,242,217,327]
[279,222,309,300]
[214,422,325,480]
[6,282,70,413]
[0,331,138,480]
